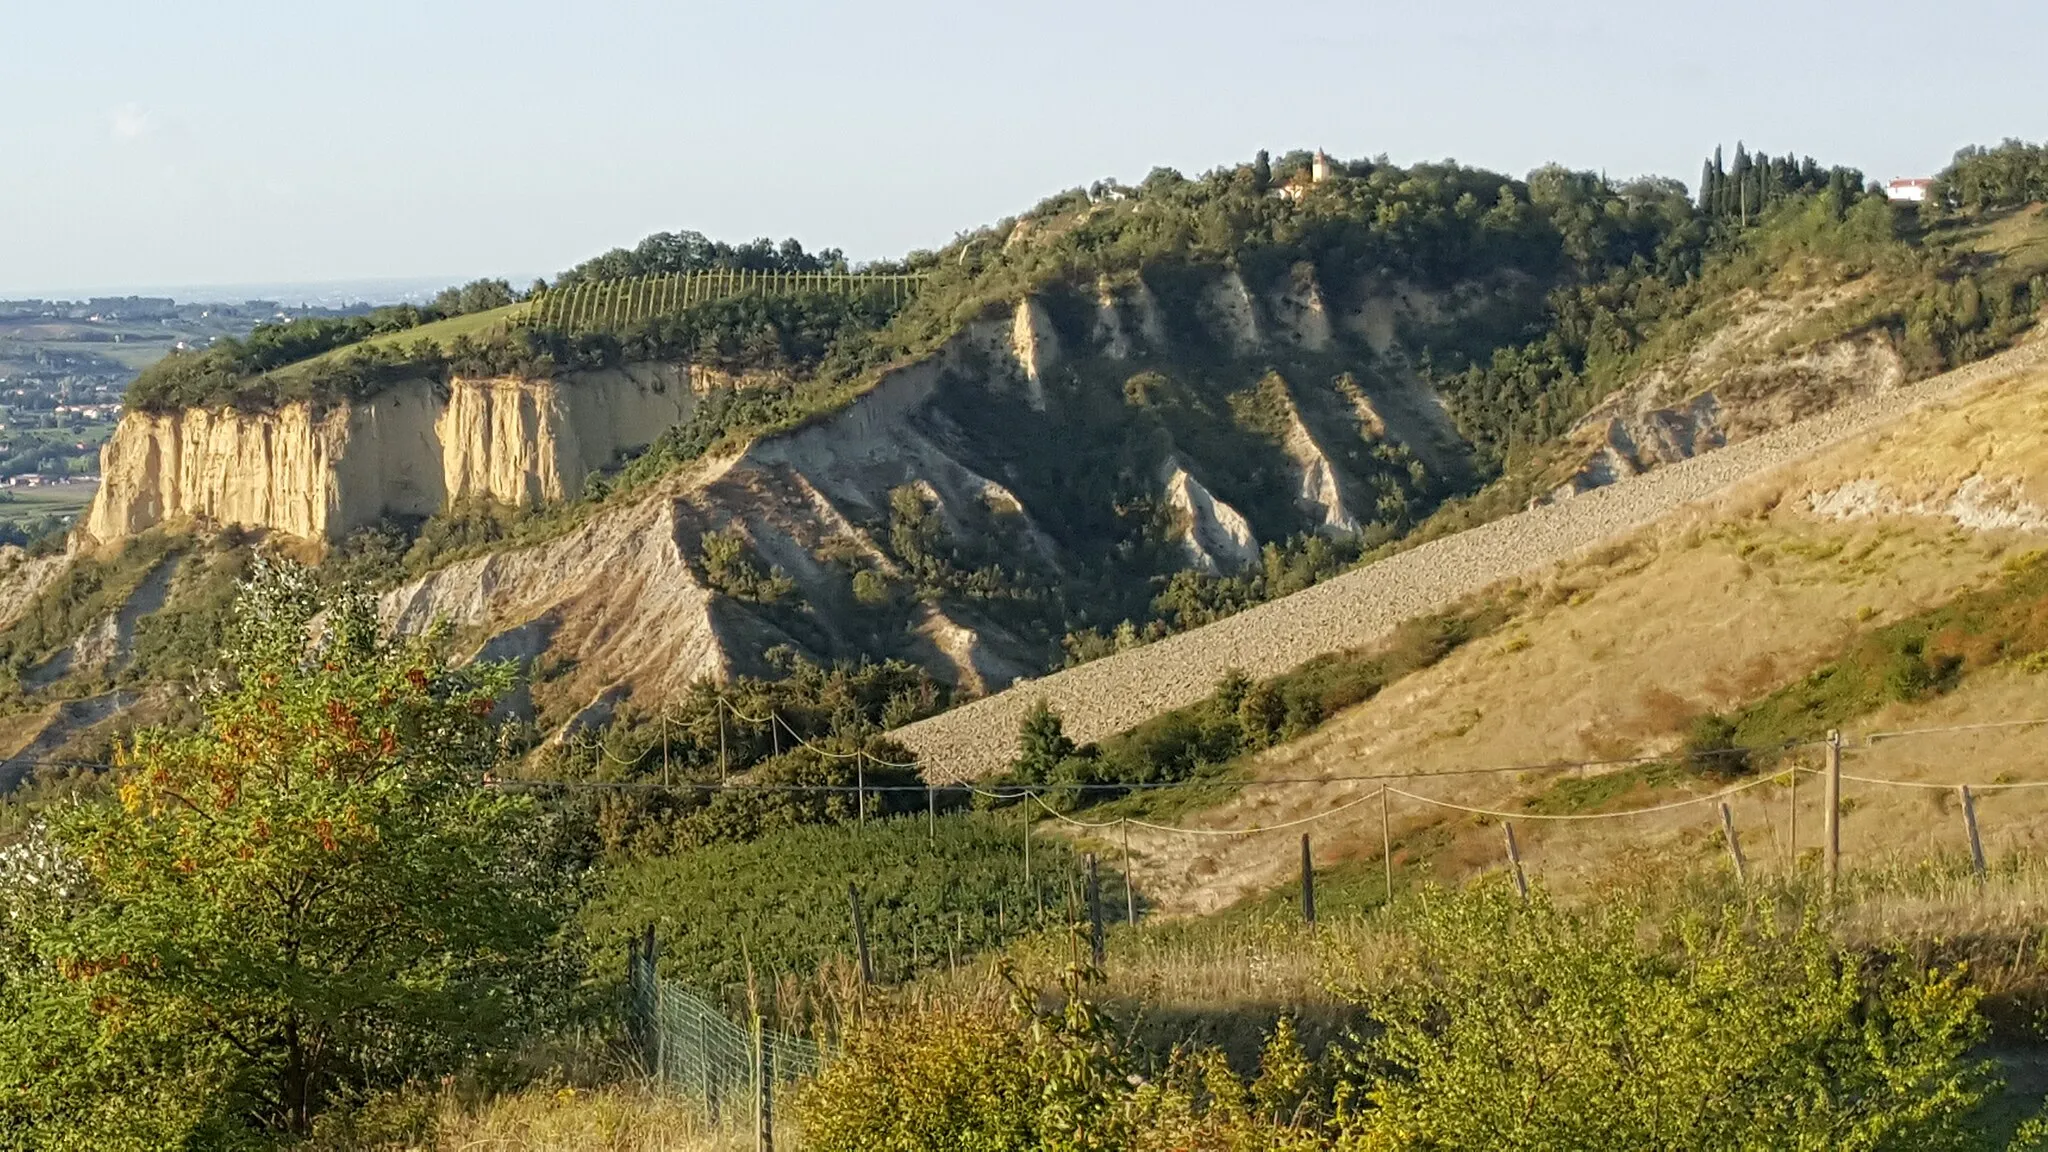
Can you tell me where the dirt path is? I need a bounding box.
[891,342,2048,779]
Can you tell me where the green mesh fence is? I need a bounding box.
[627,929,824,1118]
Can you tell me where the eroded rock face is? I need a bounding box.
[1552,307,1907,501]
[87,367,708,544]
[61,266,1488,732]
[1161,459,1260,574]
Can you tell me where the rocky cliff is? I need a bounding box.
[363,271,1477,721]
[85,365,714,543]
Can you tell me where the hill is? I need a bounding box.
[3,141,2047,799]
[1069,347,2048,916]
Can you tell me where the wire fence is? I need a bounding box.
[627,927,823,1131]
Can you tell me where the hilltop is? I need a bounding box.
[2,140,2047,797]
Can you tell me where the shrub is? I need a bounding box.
[793,883,2005,1151]
[1337,883,1995,1150]
[798,970,1138,1152]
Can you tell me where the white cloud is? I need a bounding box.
[108,103,155,141]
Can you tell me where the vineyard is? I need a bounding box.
[580,812,1086,995]
[524,269,928,333]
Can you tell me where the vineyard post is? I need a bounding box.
[1960,785,1987,886]
[927,783,936,843]
[846,882,873,987]
[1300,833,1316,925]
[1085,853,1105,966]
[856,752,865,830]
[1719,802,1748,884]
[1503,822,1528,902]
[718,699,729,778]
[1824,729,1842,902]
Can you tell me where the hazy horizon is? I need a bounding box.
[5,0,2043,296]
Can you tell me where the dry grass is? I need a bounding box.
[1101,366,2048,917]
[424,1087,774,1152]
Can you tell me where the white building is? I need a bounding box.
[1886,178,1933,203]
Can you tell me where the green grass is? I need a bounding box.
[1726,550,2048,751]
[269,301,535,379]
[1521,761,1691,815]
[0,482,96,526]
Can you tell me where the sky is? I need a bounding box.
[3,0,2043,298]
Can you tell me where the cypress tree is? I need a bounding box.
[1732,143,1753,225]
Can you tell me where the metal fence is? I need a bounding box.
[626,926,823,1143]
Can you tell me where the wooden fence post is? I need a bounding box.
[642,925,661,1080]
[701,1007,717,1121]
[1085,853,1105,966]
[1381,786,1394,901]
[1024,801,1040,920]
[1786,762,1797,872]
[1960,785,1988,886]
[1503,821,1528,902]
[754,1014,773,1152]
[1824,729,1843,901]
[1300,833,1317,925]
[1719,802,1749,884]
[1121,820,1137,925]
[846,882,873,987]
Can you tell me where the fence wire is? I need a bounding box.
[627,938,824,1115]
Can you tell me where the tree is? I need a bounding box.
[1252,150,1272,195]
[0,561,563,1143]
[1012,699,1075,785]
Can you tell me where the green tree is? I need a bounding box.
[0,561,562,1143]
[1252,149,1273,195]
[1011,699,1075,785]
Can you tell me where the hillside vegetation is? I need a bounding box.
[10,139,2048,1149]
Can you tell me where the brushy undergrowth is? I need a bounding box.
[800,880,2038,1151]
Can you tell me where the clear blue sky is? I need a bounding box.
[3,0,2042,297]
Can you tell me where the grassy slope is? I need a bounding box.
[1104,361,2048,916]
[267,301,534,381]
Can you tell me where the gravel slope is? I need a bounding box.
[892,341,2048,779]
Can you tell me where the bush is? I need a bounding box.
[1339,883,1995,1150]
[794,882,2006,1151]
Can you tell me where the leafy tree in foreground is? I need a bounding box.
[0,561,563,1146]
